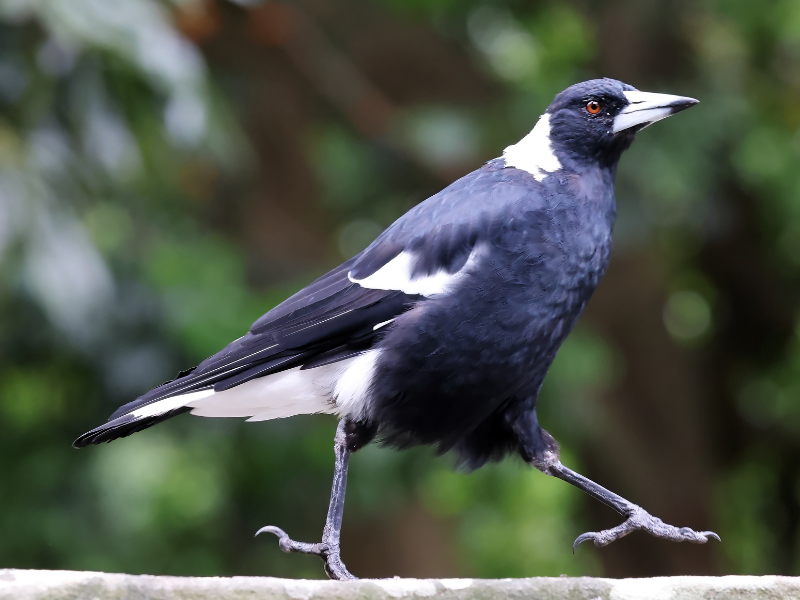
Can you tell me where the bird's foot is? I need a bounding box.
[256,525,356,580]
[572,505,720,552]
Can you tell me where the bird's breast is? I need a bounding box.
[365,182,616,449]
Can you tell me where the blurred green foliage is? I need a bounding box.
[1,0,800,580]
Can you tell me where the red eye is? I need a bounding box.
[586,101,601,114]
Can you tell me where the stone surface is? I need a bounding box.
[1,570,799,600]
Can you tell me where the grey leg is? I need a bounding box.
[257,420,355,580]
[539,456,720,551]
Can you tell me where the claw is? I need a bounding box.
[702,531,721,543]
[255,525,286,539]
[255,525,327,557]
[571,509,722,553]
[572,532,598,553]
[256,526,298,554]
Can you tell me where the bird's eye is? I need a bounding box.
[586,100,601,114]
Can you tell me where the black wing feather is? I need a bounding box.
[75,160,514,448]
[74,261,421,446]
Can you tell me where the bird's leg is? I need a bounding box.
[257,419,362,580]
[512,407,720,551]
[542,458,720,551]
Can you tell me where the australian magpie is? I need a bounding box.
[75,78,717,579]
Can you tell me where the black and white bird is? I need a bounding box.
[75,78,717,579]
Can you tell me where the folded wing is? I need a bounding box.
[74,161,514,447]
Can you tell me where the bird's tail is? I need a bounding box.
[72,406,193,448]
[72,369,213,449]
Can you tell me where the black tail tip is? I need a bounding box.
[72,412,140,448]
[71,406,192,449]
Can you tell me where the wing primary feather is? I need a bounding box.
[213,351,318,391]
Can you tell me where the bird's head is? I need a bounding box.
[545,78,698,170]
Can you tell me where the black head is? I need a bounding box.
[545,78,698,170]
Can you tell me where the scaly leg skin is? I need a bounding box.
[256,420,356,580]
[542,456,720,552]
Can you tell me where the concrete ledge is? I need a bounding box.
[1,569,798,600]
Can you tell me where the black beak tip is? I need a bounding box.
[671,96,699,113]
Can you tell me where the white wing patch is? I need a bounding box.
[502,113,562,181]
[350,246,481,297]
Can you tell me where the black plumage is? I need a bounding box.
[73,259,419,445]
[74,78,717,579]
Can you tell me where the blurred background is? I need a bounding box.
[0,0,798,580]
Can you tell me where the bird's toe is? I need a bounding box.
[681,528,721,544]
[572,531,600,553]
[256,524,326,556]
[256,523,355,579]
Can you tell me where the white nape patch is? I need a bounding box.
[128,388,215,419]
[613,90,694,133]
[350,245,481,297]
[373,318,394,330]
[502,113,562,181]
[333,349,380,419]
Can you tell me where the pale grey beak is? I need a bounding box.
[612,90,699,133]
